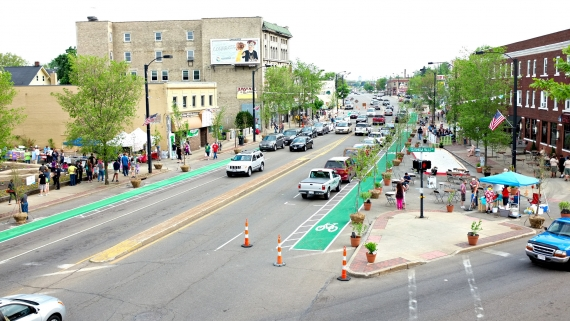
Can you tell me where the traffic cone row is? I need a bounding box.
[273,234,286,267]
[241,219,253,248]
[337,246,351,281]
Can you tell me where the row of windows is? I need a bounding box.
[122,51,194,62]
[141,70,201,82]
[172,95,213,108]
[498,55,569,78]
[119,31,195,43]
[513,90,570,111]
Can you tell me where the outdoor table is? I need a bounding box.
[517,158,525,165]
[527,161,538,168]
[385,191,395,196]
[439,182,451,189]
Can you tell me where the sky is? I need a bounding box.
[2,0,569,81]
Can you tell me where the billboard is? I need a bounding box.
[237,87,257,99]
[211,38,260,65]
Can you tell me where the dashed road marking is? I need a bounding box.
[482,248,511,257]
[39,265,114,277]
[463,256,485,320]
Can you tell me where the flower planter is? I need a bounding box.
[350,236,361,247]
[392,159,401,166]
[383,178,391,186]
[13,212,28,225]
[561,211,570,218]
[370,189,382,199]
[366,252,377,263]
[131,179,142,188]
[529,215,545,229]
[350,212,365,224]
[234,148,242,154]
[476,167,482,173]
[180,164,190,172]
[363,201,372,211]
[467,233,479,246]
[483,171,491,177]
[153,163,163,170]
[446,204,454,212]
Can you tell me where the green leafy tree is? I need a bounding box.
[47,46,77,85]
[322,71,336,80]
[363,83,375,92]
[531,45,570,103]
[293,60,323,119]
[336,80,350,109]
[212,105,228,141]
[0,52,28,67]
[375,78,387,92]
[234,111,254,135]
[0,71,24,160]
[262,66,297,131]
[352,146,380,212]
[171,102,190,165]
[52,55,144,184]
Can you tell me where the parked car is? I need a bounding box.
[335,121,352,134]
[226,150,265,177]
[298,168,341,200]
[324,156,356,183]
[289,136,313,152]
[355,122,372,136]
[344,104,354,110]
[526,217,570,267]
[0,293,66,321]
[356,115,368,123]
[323,121,334,132]
[259,133,284,151]
[314,122,329,135]
[349,112,360,119]
[372,114,385,125]
[384,109,393,116]
[366,108,375,117]
[282,128,301,146]
[300,126,317,138]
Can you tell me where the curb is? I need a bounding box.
[347,261,426,278]
[453,228,537,255]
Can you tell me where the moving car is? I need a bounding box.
[314,122,329,135]
[282,128,301,146]
[289,136,313,152]
[259,133,284,151]
[335,121,352,134]
[324,156,356,183]
[355,115,368,123]
[298,168,341,200]
[349,112,360,119]
[323,121,334,132]
[526,217,570,267]
[300,126,317,138]
[354,122,372,136]
[344,104,354,110]
[0,293,66,321]
[384,109,393,116]
[366,108,375,117]
[226,150,265,177]
[372,114,385,125]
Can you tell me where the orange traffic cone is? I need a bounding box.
[273,234,286,267]
[337,246,351,281]
[241,219,253,248]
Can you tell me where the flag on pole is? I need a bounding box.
[142,113,158,126]
[488,110,506,131]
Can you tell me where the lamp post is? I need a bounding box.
[144,54,172,174]
[335,71,349,114]
[252,64,272,142]
[475,50,518,172]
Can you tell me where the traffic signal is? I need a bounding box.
[413,160,420,170]
[421,160,432,170]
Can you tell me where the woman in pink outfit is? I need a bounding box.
[395,182,405,210]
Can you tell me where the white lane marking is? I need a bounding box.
[214,232,243,251]
[284,202,295,205]
[0,176,226,265]
[293,194,300,198]
[482,248,511,257]
[285,247,345,259]
[39,265,114,277]
[57,264,75,269]
[463,256,485,320]
[408,269,418,320]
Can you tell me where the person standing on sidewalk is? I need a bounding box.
[484,186,495,214]
[7,179,17,205]
[121,153,130,176]
[38,171,47,196]
[212,142,219,159]
[564,156,570,181]
[97,159,105,182]
[20,193,28,219]
[205,143,211,160]
[53,164,61,190]
[176,145,182,163]
[76,161,83,184]
[460,179,466,209]
[112,159,120,183]
[470,178,479,206]
[68,162,77,186]
[550,155,559,178]
[501,185,510,207]
[395,182,404,210]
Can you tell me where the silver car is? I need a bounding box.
[0,294,66,321]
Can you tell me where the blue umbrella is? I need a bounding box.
[479,171,539,187]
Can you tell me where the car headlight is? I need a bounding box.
[554,250,567,258]
[526,243,534,251]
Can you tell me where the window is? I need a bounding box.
[162,70,169,81]
[130,70,137,76]
[550,122,558,146]
[193,70,200,81]
[555,56,560,75]
[109,32,112,42]
[151,70,158,81]
[554,98,558,111]
[532,91,536,107]
[182,70,189,81]
[543,57,548,75]
[172,96,177,106]
[533,59,536,76]
[209,95,213,106]
[124,33,131,42]
[510,62,513,77]
[124,52,131,62]
[541,122,548,144]
[155,51,163,62]
[187,50,194,61]
[518,61,521,77]
[540,91,547,108]
[517,90,522,106]
[192,95,196,107]
[509,90,513,105]
[200,95,205,106]
[504,63,508,78]
[187,31,194,41]
[183,96,187,108]
[525,90,530,107]
[109,51,113,60]
[36,76,38,81]
[155,32,162,41]
[566,99,570,110]
[526,60,530,77]
[565,124,570,150]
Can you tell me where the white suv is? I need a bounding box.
[226,150,265,177]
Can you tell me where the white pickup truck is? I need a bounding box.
[298,168,341,200]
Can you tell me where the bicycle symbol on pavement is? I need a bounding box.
[315,223,338,233]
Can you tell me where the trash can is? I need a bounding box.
[474,148,481,157]
[238,136,244,146]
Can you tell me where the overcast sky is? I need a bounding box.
[2,0,568,81]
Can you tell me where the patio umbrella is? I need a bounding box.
[479,171,539,187]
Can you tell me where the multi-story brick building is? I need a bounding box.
[387,77,409,96]
[76,16,292,141]
[503,29,570,156]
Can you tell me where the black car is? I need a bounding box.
[349,113,360,119]
[300,126,317,138]
[283,128,301,146]
[289,136,314,152]
[314,122,329,135]
[355,115,368,123]
[259,133,285,151]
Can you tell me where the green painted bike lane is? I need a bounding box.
[0,160,231,244]
[293,113,418,251]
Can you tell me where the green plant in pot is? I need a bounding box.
[361,191,372,211]
[382,171,392,186]
[350,222,367,247]
[446,191,455,212]
[559,201,570,218]
[476,162,482,173]
[364,242,377,263]
[467,219,482,245]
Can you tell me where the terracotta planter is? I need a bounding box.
[153,163,163,170]
[392,159,401,166]
[414,143,420,148]
[561,211,570,218]
[350,236,361,247]
[234,148,242,154]
[180,164,190,172]
[407,138,412,143]
[375,187,383,194]
[406,150,411,155]
[130,179,142,188]
[467,233,479,246]
[476,167,482,173]
[383,178,391,186]
[446,204,454,212]
[529,215,545,229]
[363,201,372,211]
[366,252,377,263]
[13,212,28,225]
[350,212,365,224]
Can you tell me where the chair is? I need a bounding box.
[527,193,541,206]
[386,194,396,206]
[433,190,445,203]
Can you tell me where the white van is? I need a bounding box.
[366,108,375,117]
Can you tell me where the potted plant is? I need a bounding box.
[349,147,378,224]
[560,201,570,218]
[392,158,401,166]
[364,242,377,263]
[370,181,382,198]
[526,207,545,228]
[386,160,393,172]
[130,161,142,188]
[361,191,372,211]
[382,172,392,186]
[476,162,482,173]
[467,219,482,245]
[414,142,420,148]
[483,165,492,177]
[234,148,242,154]
[446,191,455,212]
[350,222,366,247]
[9,169,28,224]
[423,137,428,144]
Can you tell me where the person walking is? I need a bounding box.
[176,145,182,163]
[484,186,495,214]
[205,142,211,160]
[7,179,17,205]
[112,159,120,182]
[564,156,570,181]
[417,126,423,142]
[212,142,219,160]
[20,193,28,220]
[184,142,190,156]
[460,179,467,209]
[121,153,130,176]
[550,155,559,178]
[68,162,77,186]
[395,182,405,210]
[53,164,61,190]
[97,159,105,182]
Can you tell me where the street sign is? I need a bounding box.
[408,147,435,152]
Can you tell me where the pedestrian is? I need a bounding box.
[176,146,182,163]
[279,122,284,133]
[53,164,61,190]
[212,142,219,159]
[184,142,190,156]
[417,126,423,141]
[205,142,211,160]
[121,153,130,176]
[484,186,495,214]
[68,162,77,186]
[460,179,466,209]
[31,148,37,164]
[45,147,52,163]
[564,157,570,181]
[97,159,105,182]
[85,160,92,182]
[52,149,59,164]
[20,193,28,219]
[7,179,17,205]
[76,161,83,184]
[112,159,120,182]
[395,182,405,210]
[502,185,510,207]
[550,155,559,178]
[38,171,47,196]
[44,164,51,195]
[34,146,40,164]
[470,177,480,206]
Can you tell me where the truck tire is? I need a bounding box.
[324,189,331,200]
[259,162,264,172]
[335,183,341,192]
[247,167,252,177]
[301,194,308,199]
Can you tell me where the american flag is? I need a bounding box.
[142,113,158,126]
[488,110,506,131]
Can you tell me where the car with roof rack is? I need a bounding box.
[226,150,264,177]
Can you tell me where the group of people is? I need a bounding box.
[175,141,221,162]
[19,145,65,164]
[394,172,413,210]
[549,154,570,180]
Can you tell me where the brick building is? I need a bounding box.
[387,77,409,96]
[503,29,570,156]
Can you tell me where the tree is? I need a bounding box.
[171,102,190,165]
[235,110,254,135]
[292,60,323,119]
[336,80,350,109]
[0,52,28,67]
[52,55,144,184]
[47,47,77,85]
[0,71,24,160]
[376,78,387,92]
[262,66,297,131]
[363,83,375,92]
[323,71,336,80]
[212,105,228,141]
[531,45,570,103]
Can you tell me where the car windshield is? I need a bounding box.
[547,221,570,237]
[302,127,312,132]
[362,138,375,144]
[284,130,297,136]
[314,122,323,127]
[337,122,349,127]
[292,137,306,143]
[325,160,345,169]
[233,155,252,161]
[368,109,374,112]
[263,136,276,141]
[356,123,367,127]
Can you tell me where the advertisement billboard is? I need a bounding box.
[211,38,260,65]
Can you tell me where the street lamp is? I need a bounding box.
[252,64,272,142]
[335,71,349,114]
[144,54,172,174]
[475,50,518,172]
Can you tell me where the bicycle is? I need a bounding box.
[315,222,338,232]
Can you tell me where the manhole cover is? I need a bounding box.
[134,311,163,321]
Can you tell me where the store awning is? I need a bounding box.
[171,116,202,131]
